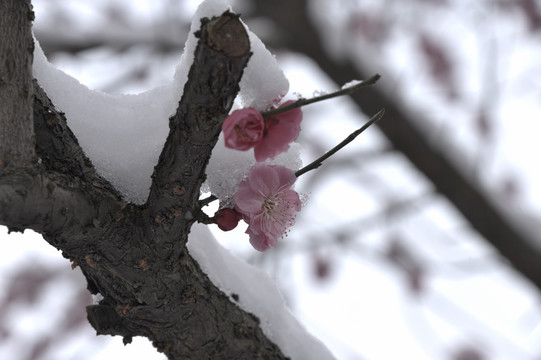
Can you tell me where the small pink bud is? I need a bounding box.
[214,208,243,231]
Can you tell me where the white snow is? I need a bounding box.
[32,0,331,358]
[91,293,104,305]
[341,79,362,89]
[33,0,294,204]
[188,223,335,360]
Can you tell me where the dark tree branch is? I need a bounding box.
[0,167,121,239]
[0,0,35,167]
[251,0,541,292]
[147,12,251,244]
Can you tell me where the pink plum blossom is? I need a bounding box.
[222,108,264,150]
[213,208,243,231]
[233,164,301,251]
[222,101,302,162]
[254,100,302,162]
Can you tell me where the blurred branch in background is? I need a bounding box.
[247,0,541,291]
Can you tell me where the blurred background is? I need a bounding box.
[2,0,541,359]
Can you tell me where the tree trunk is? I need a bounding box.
[1,6,289,360]
[0,0,35,167]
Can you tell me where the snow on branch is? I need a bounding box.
[6,0,383,358]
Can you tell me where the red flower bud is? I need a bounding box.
[214,208,243,231]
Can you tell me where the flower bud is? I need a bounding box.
[214,208,243,231]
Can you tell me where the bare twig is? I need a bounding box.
[295,109,385,178]
[261,74,381,117]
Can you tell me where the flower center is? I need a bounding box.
[234,124,250,142]
[262,195,296,236]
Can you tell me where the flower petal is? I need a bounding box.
[254,101,303,162]
[253,138,277,162]
[272,165,297,190]
[248,232,271,252]
[247,164,281,195]
[234,185,263,214]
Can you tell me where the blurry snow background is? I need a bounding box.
[2,0,541,359]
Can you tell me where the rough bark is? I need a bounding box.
[1,9,289,360]
[251,0,541,291]
[0,0,35,167]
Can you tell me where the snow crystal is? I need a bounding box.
[32,0,295,204]
[341,79,362,89]
[313,89,328,97]
[92,293,104,305]
[188,223,336,360]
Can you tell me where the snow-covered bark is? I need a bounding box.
[1,0,334,358]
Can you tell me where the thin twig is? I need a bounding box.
[295,109,385,178]
[261,74,381,117]
[199,194,218,207]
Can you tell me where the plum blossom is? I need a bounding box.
[222,101,302,162]
[233,164,301,251]
[222,107,264,150]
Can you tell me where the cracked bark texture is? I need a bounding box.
[1,5,289,360]
[0,0,35,166]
